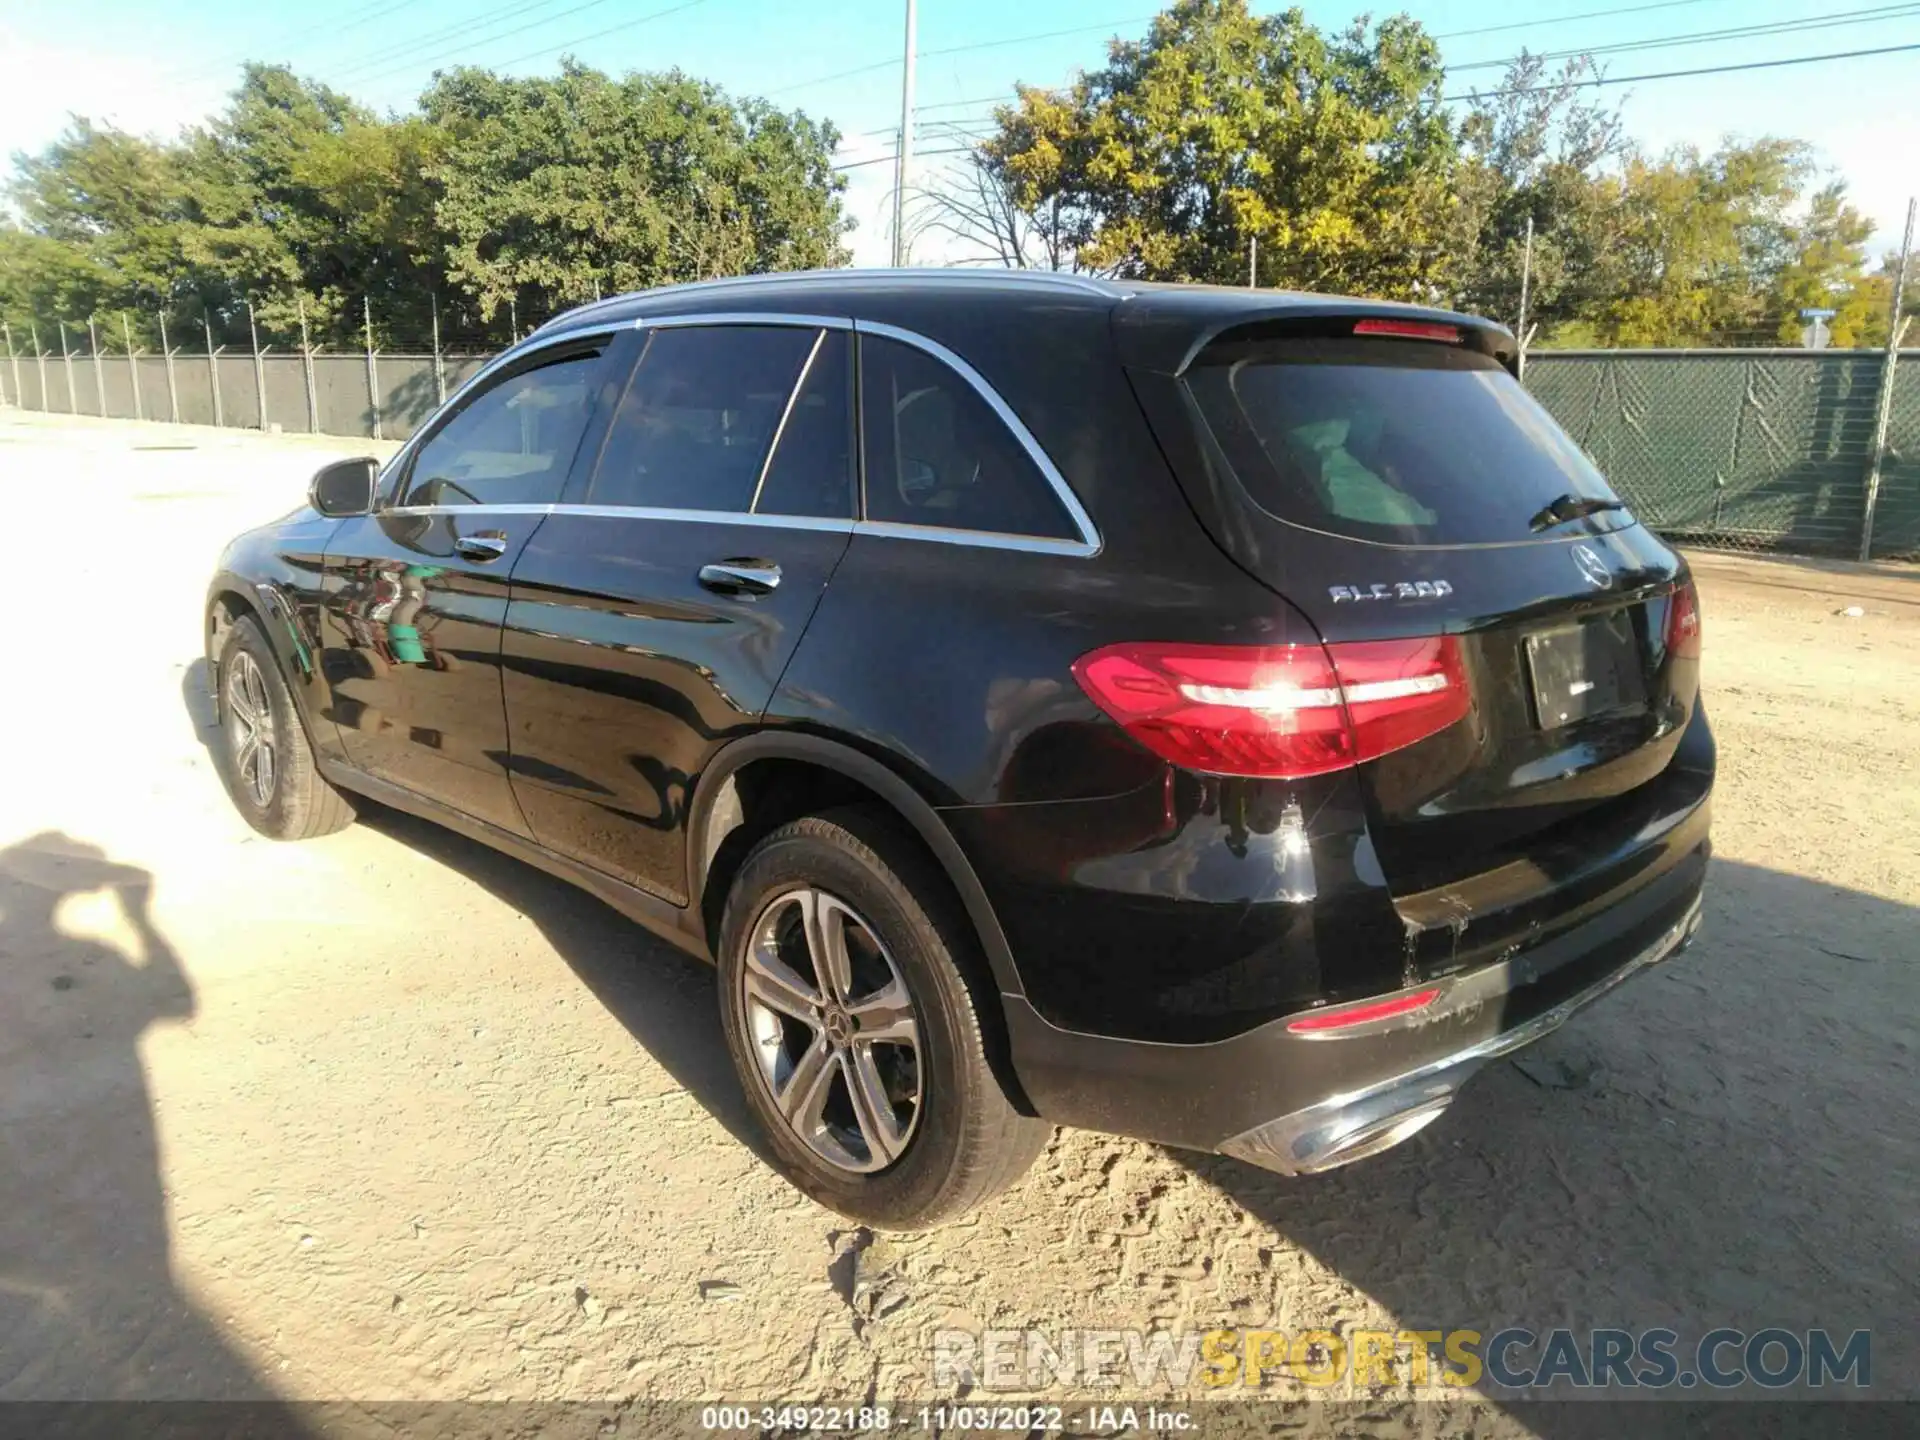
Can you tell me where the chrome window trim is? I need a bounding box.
[368,503,1084,553]
[382,503,558,518]
[852,319,1102,555]
[749,329,827,514]
[380,502,853,534]
[635,311,854,332]
[559,505,856,534]
[380,313,1105,560]
[853,520,1097,557]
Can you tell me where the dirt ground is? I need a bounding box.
[1,409,1914,1431]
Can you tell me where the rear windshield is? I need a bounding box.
[1184,338,1629,545]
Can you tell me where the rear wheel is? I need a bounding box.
[214,616,354,840]
[717,808,1049,1229]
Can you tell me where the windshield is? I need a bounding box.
[1185,337,1629,545]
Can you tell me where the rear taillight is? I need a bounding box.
[1071,636,1469,780]
[1287,986,1441,1034]
[1666,581,1702,660]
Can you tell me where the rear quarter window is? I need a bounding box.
[1185,337,1628,545]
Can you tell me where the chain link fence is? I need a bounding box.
[0,294,564,443]
[1524,349,1920,561]
[2,304,1917,562]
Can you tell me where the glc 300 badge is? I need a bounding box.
[1329,580,1455,602]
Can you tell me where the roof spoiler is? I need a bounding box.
[1113,296,1520,378]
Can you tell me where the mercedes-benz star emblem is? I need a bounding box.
[1571,544,1612,589]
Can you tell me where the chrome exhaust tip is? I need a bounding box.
[1219,1074,1467,1177]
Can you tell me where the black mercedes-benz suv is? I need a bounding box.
[204,269,1711,1228]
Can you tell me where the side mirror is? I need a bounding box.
[309,457,378,517]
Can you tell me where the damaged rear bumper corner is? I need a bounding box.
[1218,894,1703,1175]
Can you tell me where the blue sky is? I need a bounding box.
[3,0,1916,263]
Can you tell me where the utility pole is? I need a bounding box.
[1248,234,1258,289]
[891,0,918,267]
[1860,195,1916,562]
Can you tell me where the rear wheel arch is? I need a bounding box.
[687,734,1031,1090]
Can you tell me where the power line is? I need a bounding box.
[330,0,617,84]
[833,145,972,173]
[1449,3,1920,74]
[772,0,1740,103]
[485,0,712,71]
[164,0,433,84]
[1444,39,1920,100]
[318,0,579,84]
[1433,0,1728,42]
[904,9,1920,131]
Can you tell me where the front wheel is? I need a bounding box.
[213,616,355,840]
[717,808,1050,1229]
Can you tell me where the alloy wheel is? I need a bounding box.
[225,650,278,809]
[740,887,923,1175]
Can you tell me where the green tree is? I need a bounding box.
[176,64,449,345]
[1762,183,1878,346]
[980,0,1458,295]
[1583,139,1816,347]
[422,61,848,320]
[1445,54,1629,335]
[5,119,191,332]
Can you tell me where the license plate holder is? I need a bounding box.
[1525,612,1647,729]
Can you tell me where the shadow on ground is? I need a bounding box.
[0,830,313,1426]
[1179,858,1919,1411]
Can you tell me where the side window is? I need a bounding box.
[403,349,601,507]
[585,326,820,513]
[753,330,854,519]
[859,335,1077,540]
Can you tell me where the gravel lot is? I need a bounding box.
[1,410,1914,1431]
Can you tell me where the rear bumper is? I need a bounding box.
[1219,892,1701,1173]
[1003,833,1709,1166]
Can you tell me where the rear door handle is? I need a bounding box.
[453,532,509,562]
[697,560,782,596]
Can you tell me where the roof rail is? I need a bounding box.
[530,267,1129,336]
[620,266,1127,304]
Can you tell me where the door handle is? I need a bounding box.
[453,531,509,562]
[698,560,782,596]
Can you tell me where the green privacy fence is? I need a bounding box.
[1523,349,1920,562]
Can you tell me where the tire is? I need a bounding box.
[213,615,355,841]
[717,807,1051,1229]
